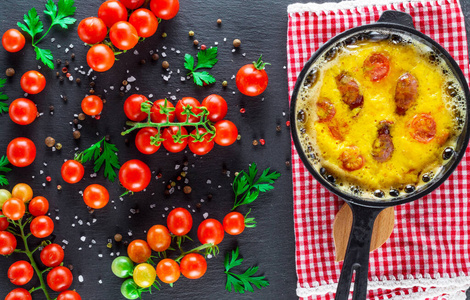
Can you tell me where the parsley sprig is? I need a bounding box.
[17,0,77,69]
[224,247,269,293]
[0,156,12,186]
[0,79,9,114]
[232,163,280,210]
[184,47,218,86]
[75,137,120,182]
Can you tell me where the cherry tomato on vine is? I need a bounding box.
[121,0,145,9]
[47,266,73,292]
[77,17,107,44]
[9,98,37,125]
[98,0,128,28]
[87,44,115,72]
[180,253,207,279]
[162,126,188,153]
[121,278,140,300]
[2,29,25,52]
[83,184,109,209]
[8,260,34,285]
[20,70,46,95]
[175,97,202,122]
[129,9,158,38]
[29,196,49,217]
[119,159,151,192]
[223,212,245,235]
[5,288,32,300]
[201,94,227,122]
[0,212,9,230]
[150,0,179,20]
[135,127,160,155]
[58,291,82,300]
[133,263,156,288]
[81,95,103,116]
[112,256,134,278]
[40,243,64,267]
[30,216,54,238]
[147,225,171,252]
[150,99,175,123]
[0,231,16,255]
[7,137,36,167]
[12,183,33,203]
[188,128,214,156]
[156,258,180,284]
[127,239,151,263]
[2,198,25,220]
[167,207,192,236]
[0,189,12,208]
[110,21,139,51]
[61,160,85,184]
[214,120,238,146]
[197,218,224,245]
[124,94,149,122]
[236,56,269,96]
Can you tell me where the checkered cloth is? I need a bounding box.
[287,0,470,299]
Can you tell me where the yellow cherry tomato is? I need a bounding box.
[0,189,12,209]
[12,183,33,203]
[133,263,156,288]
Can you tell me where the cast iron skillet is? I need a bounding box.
[290,10,470,300]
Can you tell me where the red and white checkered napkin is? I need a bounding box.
[287,0,470,299]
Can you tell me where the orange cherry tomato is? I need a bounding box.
[12,183,33,203]
[363,52,390,82]
[127,239,152,263]
[147,225,171,252]
[409,113,436,143]
[81,95,103,116]
[156,259,180,284]
[2,198,25,220]
[83,184,109,209]
[339,146,364,171]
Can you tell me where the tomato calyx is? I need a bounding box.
[243,209,257,228]
[252,54,271,71]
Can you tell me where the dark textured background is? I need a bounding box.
[0,0,469,300]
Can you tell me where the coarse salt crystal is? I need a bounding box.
[203,213,209,219]
[78,275,84,282]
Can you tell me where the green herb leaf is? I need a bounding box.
[184,53,195,71]
[192,71,216,86]
[0,79,8,114]
[18,7,44,39]
[195,47,218,69]
[76,138,120,182]
[0,156,11,186]
[224,247,269,293]
[184,48,218,86]
[44,0,58,19]
[34,47,54,69]
[52,0,77,29]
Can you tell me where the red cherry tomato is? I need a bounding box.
[9,98,37,125]
[147,225,171,252]
[28,196,49,217]
[58,291,82,300]
[8,260,34,285]
[83,184,109,209]
[201,94,227,122]
[30,216,54,238]
[151,99,175,123]
[2,29,25,52]
[150,0,180,20]
[135,127,160,155]
[197,218,224,245]
[5,288,32,300]
[316,98,336,123]
[119,159,151,192]
[87,44,115,72]
[162,126,188,153]
[109,21,139,51]
[77,17,107,44]
[47,266,73,292]
[81,95,103,116]
[0,211,9,230]
[236,57,269,96]
[223,212,245,235]
[339,146,364,171]
[127,239,151,263]
[2,198,25,221]
[156,259,180,284]
[180,253,207,279]
[188,128,214,156]
[7,137,36,167]
[61,160,85,184]
[124,94,149,121]
[167,208,192,236]
[120,0,145,9]
[129,9,158,38]
[363,52,390,82]
[214,120,238,146]
[20,71,46,95]
[175,97,202,122]
[0,231,16,255]
[98,0,128,28]
[40,243,64,267]
[409,113,436,143]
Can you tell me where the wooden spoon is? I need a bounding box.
[333,204,395,262]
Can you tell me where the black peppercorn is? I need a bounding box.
[152,53,159,61]
[5,68,15,77]
[73,130,81,139]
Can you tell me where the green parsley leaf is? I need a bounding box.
[50,0,77,29]
[17,8,44,39]
[0,156,11,186]
[34,47,54,69]
[0,79,8,114]
[76,138,120,182]
[184,47,218,86]
[184,53,195,71]
[224,247,269,293]
[195,47,218,69]
[193,71,216,86]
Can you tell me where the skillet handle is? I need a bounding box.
[334,203,385,300]
[377,10,415,28]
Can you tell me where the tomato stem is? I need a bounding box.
[174,243,215,262]
[252,55,271,71]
